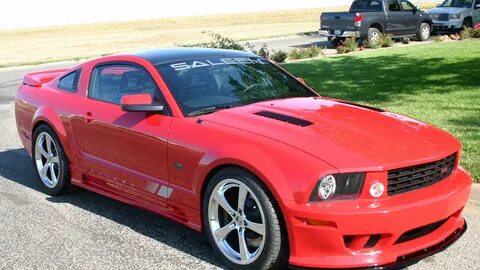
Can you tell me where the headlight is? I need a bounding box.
[431,14,440,20]
[450,13,461,19]
[309,173,365,201]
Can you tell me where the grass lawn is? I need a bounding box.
[283,40,480,182]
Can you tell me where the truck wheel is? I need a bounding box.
[463,18,473,29]
[203,167,288,270]
[367,28,381,45]
[417,23,431,41]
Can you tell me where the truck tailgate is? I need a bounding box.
[321,12,356,31]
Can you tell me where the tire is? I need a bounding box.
[203,167,288,270]
[32,124,70,196]
[417,23,431,41]
[463,18,473,29]
[367,28,382,45]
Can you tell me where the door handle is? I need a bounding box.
[80,112,95,123]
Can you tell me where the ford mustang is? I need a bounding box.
[15,48,471,269]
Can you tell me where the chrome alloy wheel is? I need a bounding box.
[34,132,60,188]
[208,179,266,265]
[370,31,380,44]
[422,25,430,40]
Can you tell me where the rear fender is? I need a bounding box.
[32,106,67,146]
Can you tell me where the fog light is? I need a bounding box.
[369,182,385,198]
[318,175,336,199]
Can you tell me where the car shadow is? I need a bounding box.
[0,148,224,268]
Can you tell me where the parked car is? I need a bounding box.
[15,48,472,270]
[319,0,433,46]
[427,0,480,32]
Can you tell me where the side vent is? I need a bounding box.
[254,111,313,127]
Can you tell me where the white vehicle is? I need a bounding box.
[427,0,480,31]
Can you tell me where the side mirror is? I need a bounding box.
[120,93,164,112]
[297,77,306,85]
[413,6,419,13]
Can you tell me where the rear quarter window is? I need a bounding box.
[350,0,383,11]
[58,70,81,92]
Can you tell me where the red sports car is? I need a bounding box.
[15,48,471,270]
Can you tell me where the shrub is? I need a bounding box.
[343,36,358,52]
[288,46,323,60]
[187,32,246,51]
[473,23,480,38]
[270,50,288,63]
[364,39,381,49]
[381,35,394,47]
[433,35,443,42]
[336,45,349,54]
[460,27,473,40]
[255,43,270,59]
[288,48,304,60]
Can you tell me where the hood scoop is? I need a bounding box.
[254,111,313,127]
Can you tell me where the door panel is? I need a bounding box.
[400,0,418,32]
[70,63,171,207]
[474,0,480,24]
[386,0,406,34]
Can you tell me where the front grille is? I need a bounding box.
[438,13,450,21]
[388,153,456,196]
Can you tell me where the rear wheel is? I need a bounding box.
[32,124,70,195]
[367,28,382,45]
[203,167,287,270]
[417,23,431,41]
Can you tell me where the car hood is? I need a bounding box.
[427,7,466,14]
[201,97,460,171]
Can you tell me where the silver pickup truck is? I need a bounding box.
[427,0,480,31]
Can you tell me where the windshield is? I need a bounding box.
[350,0,383,12]
[440,0,472,8]
[156,57,316,116]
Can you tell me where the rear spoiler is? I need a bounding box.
[22,69,70,87]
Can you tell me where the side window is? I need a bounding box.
[88,64,163,105]
[388,0,402,11]
[58,70,81,92]
[400,0,414,11]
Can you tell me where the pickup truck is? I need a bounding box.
[427,0,480,31]
[319,0,433,46]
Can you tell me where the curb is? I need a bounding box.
[471,183,480,203]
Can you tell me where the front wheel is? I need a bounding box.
[463,18,473,29]
[203,167,288,270]
[417,23,431,41]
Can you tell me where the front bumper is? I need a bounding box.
[285,166,472,269]
[432,19,463,30]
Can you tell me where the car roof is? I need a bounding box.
[129,47,258,65]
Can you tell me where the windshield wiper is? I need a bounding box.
[187,105,236,117]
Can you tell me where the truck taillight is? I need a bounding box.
[354,13,364,27]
